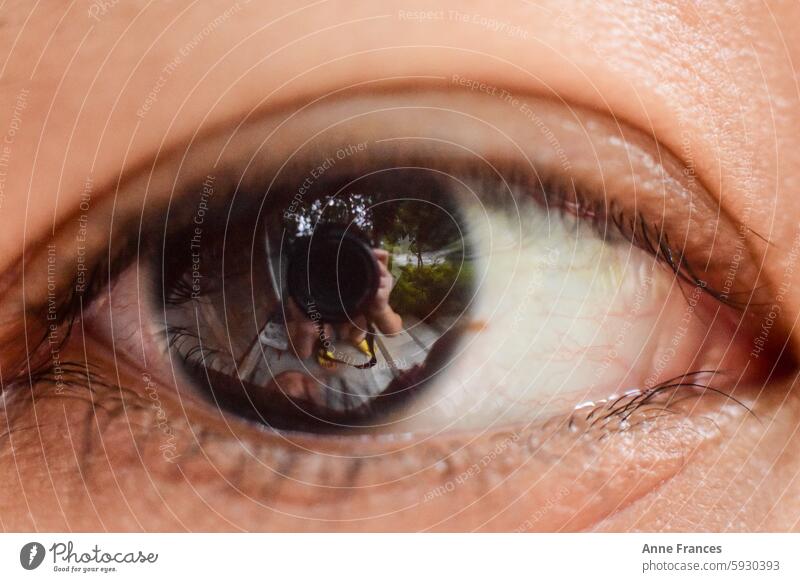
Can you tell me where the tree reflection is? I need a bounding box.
[282,170,472,328]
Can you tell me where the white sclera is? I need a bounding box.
[380,193,718,432]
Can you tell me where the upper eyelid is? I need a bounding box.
[7,85,746,333]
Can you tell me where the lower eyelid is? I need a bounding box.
[5,314,755,530]
[14,364,746,530]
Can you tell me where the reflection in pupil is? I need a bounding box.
[166,170,477,431]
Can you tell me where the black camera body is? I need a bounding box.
[286,224,380,323]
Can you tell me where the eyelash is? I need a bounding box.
[536,175,759,310]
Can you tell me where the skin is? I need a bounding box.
[0,0,799,531]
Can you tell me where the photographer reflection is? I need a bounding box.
[242,226,417,421]
[222,173,475,427]
[284,247,403,363]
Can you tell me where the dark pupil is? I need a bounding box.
[288,227,378,322]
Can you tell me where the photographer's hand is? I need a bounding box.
[367,249,403,335]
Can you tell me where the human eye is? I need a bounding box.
[105,91,769,439]
[4,78,784,536]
